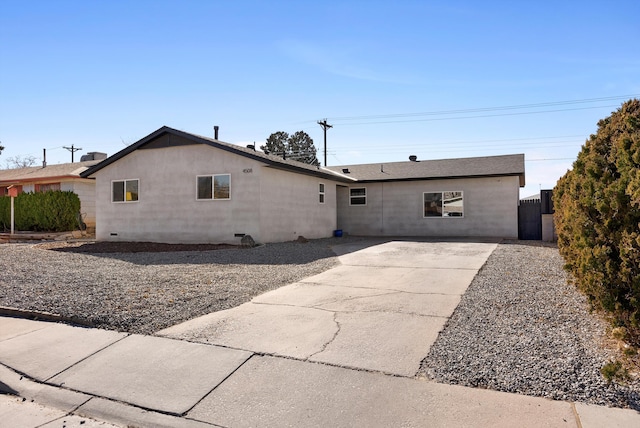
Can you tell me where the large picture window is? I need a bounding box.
[350,187,366,205]
[197,174,230,200]
[424,191,463,217]
[112,179,139,202]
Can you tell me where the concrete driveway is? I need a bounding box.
[158,239,498,376]
[4,239,639,427]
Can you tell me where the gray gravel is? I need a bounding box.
[2,237,638,409]
[418,240,640,409]
[0,238,348,334]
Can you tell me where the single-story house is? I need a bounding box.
[0,158,105,229]
[81,126,525,244]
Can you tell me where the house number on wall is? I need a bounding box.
[243,168,253,173]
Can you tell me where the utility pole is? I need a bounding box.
[63,144,82,163]
[317,119,332,167]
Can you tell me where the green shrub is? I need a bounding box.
[554,99,640,344]
[0,190,81,232]
[601,360,629,383]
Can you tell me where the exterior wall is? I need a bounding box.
[93,145,264,244]
[259,167,339,243]
[66,180,97,227]
[337,176,520,238]
[91,141,520,243]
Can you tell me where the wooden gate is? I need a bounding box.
[518,199,542,240]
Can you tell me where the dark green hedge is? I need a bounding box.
[0,190,81,232]
[554,99,640,343]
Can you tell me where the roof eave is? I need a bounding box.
[354,172,525,186]
[81,126,355,183]
[81,126,174,178]
[0,175,95,185]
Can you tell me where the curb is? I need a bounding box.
[0,306,94,328]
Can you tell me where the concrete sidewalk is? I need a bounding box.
[1,239,639,427]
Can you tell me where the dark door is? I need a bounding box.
[518,199,542,240]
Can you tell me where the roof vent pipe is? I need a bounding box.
[214,125,219,140]
[409,155,417,162]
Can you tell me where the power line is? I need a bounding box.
[526,158,575,161]
[332,104,620,126]
[331,134,586,155]
[341,137,584,152]
[324,94,638,122]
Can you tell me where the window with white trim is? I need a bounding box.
[197,174,230,200]
[112,179,139,202]
[350,187,366,205]
[319,183,325,203]
[424,191,463,217]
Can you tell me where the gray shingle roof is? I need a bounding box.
[325,154,525,186]
[81,126,355,183]
[79,127,525,187]
[0,160,101,184]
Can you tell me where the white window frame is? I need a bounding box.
[112,179,139,203]
[196,174,231,201]
[319,183,325,204]
[349,187,367,206]
[423,191,464,218]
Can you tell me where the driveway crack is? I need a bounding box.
[306,311,341,360]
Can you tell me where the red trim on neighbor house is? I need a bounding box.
[0,176,91,187]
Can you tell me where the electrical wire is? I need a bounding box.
[322,94,638,122]
[331,104,620,126]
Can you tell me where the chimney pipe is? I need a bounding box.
[214,125,219,140]
[43,148,47,168]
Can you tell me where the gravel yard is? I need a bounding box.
[1,237,639,409]
[0,238,345,334]
[418,241,640,409]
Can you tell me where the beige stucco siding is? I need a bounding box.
[259,167,339,242]
[65,180,97,227]
[93,144,264,244]
[337,176,519,238]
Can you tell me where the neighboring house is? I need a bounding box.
[81,126,525,244]
[0,158,105,229]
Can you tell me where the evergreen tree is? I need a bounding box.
[260,131,288,155]
[260,131,320,166]
[554,99,640,343]
[288,131,320,166]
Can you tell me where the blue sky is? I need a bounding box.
[1,0,639,197]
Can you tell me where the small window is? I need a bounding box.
[350,187,366,205]
[424,191,463,217]
[197,174,231,200]
[112,179,139,202]
[319,183,325,204]
[36,183,61,192]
